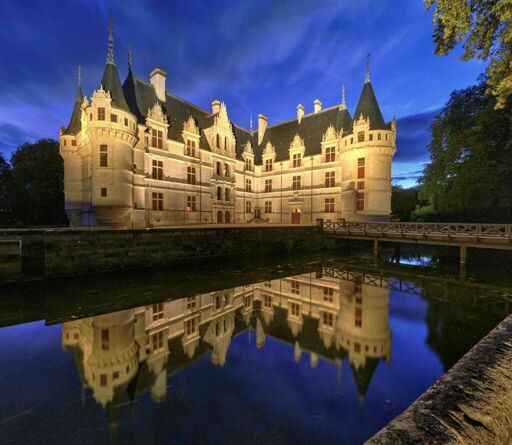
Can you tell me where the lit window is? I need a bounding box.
[358,131,365,142]
[152,303,164,321]
[324,197,335,213]
[291,280,300,295]
[98,107,105,121]
[264,158,273,172]
[111,114,118,123]
[264,179,272,193]
[187,195,196,212]
[292,175,301,190]
[357,158,365,179]
[152,192,163,210]
[99,144,108,167]
[325,171,335,187]
[245,200,252,214]
[292,153,301,168]
[152,159,163,180]
[264,201,272,213]
[187,166,196,185]
[325,146,335,162]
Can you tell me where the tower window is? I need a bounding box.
[124,117,128,126]
[101,329,109,350]
[111,114,118,123]
[358,131,365,142]
[369,133,373,141]
[357,158,365,178]
[386,134,388,141]
[187,195,196,212]
[292,175,301,190]
[264,200,272,213]
[355,307,362,327]
[378,133,381,141]
[152,160,163,180]
[100,187,107,197]
[187,166,196,185]
[71,140,77,146]
[322,312,333,327]
[357,192,365,211]
[99,144,108,167]
[152,192,163,210]
[324,197,335,213]
[98,107,105,121]
[324,171,335,187]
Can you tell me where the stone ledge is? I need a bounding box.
[366,313,512,445]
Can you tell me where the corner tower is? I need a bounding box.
[340,57,396,221]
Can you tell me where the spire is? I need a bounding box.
[78,65,82,90]
[127,44,132,72]
[249,114,253,132]
[340,83,346,110]
[106,12,115,65]
[365,54,370,83]
[63,66,85,135]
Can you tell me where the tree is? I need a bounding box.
[424,0,512,109]
[0,154,11,225]
[9,139,67,226]
[417,82,512,222]
[391,186,427,221]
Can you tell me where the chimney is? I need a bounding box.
[258,113,267,145]
[314,99,322,113]
[211,100,221,114]
[150,68,166,102]
[297,104,305,123]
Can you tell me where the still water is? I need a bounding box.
[1,253,511,444]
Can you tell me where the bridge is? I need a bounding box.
[321,221,512,264]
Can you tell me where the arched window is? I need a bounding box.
[216,161,221,176]
[225,188,230,201]
[217,210,223,223]
[225,211,230,223]
[224,136,228,150]
[216,134,221,148]
[217,187,222,201]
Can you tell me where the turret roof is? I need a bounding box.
[63,85,83,135]
[101,62,129,111]
[353,81,389,130]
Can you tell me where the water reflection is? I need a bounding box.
[62,266,392,420]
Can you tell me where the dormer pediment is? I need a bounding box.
[322,124,338,144]
[263,141,275,158]
[290,133,304,151]
[183,115,200,137]
[243,140,254,157]
[147,102,168,125]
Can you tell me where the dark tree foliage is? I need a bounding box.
[9,139,67,226]
[391,186,427,221]
[417,82,512,222]
[0,154,11,225]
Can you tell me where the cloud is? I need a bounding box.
[0,123,40,158]
[395,110,439,163]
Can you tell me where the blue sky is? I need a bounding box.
[0,0,484,187]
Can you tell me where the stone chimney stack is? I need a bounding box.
[150,68,166,102]
[314,99,322,113]
[211,100,221,114]
[297,104,305,123]
[258,113,268,145]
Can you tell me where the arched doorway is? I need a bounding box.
[225,211,231,223]
[217,210,223,223]
[291,208,301,224]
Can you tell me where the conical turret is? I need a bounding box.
[63,66,84,135]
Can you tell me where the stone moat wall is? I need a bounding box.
[0,224,326,281]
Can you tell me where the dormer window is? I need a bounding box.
[245,159,252,171]
[292,153,302,168]
[265,158,273,172]
[98,107,105,121]
[358,131,365,142]
[151,128,163,149]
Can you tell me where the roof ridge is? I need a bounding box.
[265,104,345,130]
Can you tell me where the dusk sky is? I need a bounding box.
[0,0,484,187]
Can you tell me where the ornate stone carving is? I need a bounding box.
[263,141,275,155]
[322,124,338,142]
[244,139,254,155]
[214,102,231,132]
[147,102,168,124]
[290,133,304,150]
[183,115,199,135]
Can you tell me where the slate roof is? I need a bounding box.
[352,81,389,130]
[101,62,129,111]
[63,86,83,135]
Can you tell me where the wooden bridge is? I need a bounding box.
[321,221,512,264]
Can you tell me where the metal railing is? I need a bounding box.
[322,221,512,242]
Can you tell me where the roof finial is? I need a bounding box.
[128,44,132,71]
[250,114,253,132]
[106,12,115,65]
[365,53,370,83]
[78,65,81,88]
[340,83,346,110]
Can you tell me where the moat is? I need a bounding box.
[1,251,511,445]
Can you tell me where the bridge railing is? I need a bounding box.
[322,221,512,241]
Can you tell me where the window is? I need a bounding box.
[264,158,273,172]
[224,136,228,151]
[187,195,196,212]
[186,139,196,157]
[357,181,365,190]
[101,329,109,351]
[264,281,272,288]
[291,280,300,295]
[264,294,272,308]
[152,331,164,350]
[124,117,128,126]
[291,303,300,317]
[385,134,388,141]
[355,307,362,327]
[216,186,222,201]
[244,296,252,308]
[369,133,373,141]
[322,312,333,327]
[185,318,196,335]
[358,131,365,142]
[245,179,252,192]
[187,297,196,310]
[325,146,335,162]
[100,374,107,386]
[98,107,105,121]
[292,175,301,190]
[152,192,163,210]
[187,166,196,185]
[355,277,363,303]
[216,323,221,337]
[245,159,252,171]
[152,303,164,321]
[357,192,364,211]
[324,287,334,302]
[71,140,77,146]
[99,144,108,167]
[357,158,365,179]
[225,188,230,201]
[292,153,302,168]
[264,179,272,193]
[151,128,163,149]
[325,197,335,213]
[111,114,118,123]
[325,171,335,187]
[355,342,361,353]
[113,371,119,381]
[264,201,272,214]
[245,200,252,214]
[100,187,107,197]
[216,134,221,148]
[215,295,221,310]
[152,160,163,180]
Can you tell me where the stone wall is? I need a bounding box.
[0,224,325,281]
[366,313,512,445]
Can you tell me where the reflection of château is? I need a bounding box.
[62,268,391,419]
